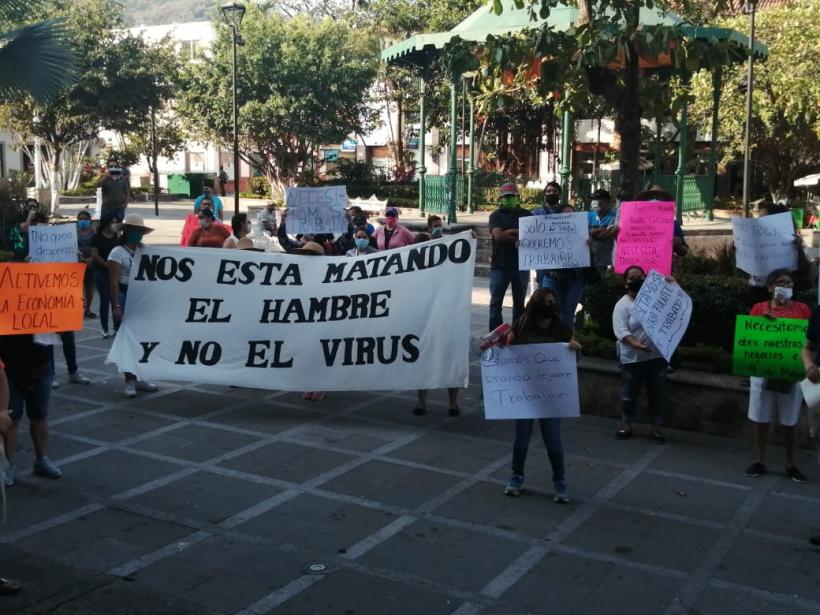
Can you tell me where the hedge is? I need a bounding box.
[584,271,818,353]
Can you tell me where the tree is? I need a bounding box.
[0,0,76,104]
[0,0,178,212]
[690,0,820,199]
[181,7,379,196]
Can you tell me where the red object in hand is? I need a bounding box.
[480,323,511,351]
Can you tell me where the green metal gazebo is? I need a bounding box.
[381,1,768,223]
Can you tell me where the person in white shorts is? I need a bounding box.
[745,269,810,483]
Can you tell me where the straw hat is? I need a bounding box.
[294,241,324,256]
[122,213,154,233]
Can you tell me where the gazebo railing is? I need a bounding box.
[423,174,465,215]
[573,172,714,215]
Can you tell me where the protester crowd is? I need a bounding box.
[1,175,818,590]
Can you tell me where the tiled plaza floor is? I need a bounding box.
[2,285,819,614]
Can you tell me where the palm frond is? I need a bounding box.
[0,19,76,104]
[0,0,46,24]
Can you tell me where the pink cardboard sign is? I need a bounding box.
[614,201,675,276]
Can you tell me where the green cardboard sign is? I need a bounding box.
[732,315,807,381]
[791,207,804,229]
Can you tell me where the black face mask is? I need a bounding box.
[627,278,644,293]
[534,302,557,320]
[545,193,560,206]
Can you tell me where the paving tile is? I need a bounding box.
[11,434,100,470]
[20,507,194,571]
[385,432,509,474]
[747,493,820,541]
[359,517,530,593]
[563,506,722,573]
[127,470,282,524]
[55,409,178,443]
[692,584,818,615]
[1,484,90,535]
[205,402,324,434]
[129,423,263,463]
[142,389,237,418]
[276,568,458,613]
[319,459,461,509]
[218,441,355,483]
[47,395,105,416]
[58,449,183,498]
[435,411,515,442]
[291,417,398,453]
[235,493,397,557]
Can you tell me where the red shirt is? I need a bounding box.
[188,225,230,248]
[749,300,811,320]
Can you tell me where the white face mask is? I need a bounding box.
[590,200,599,210]
[773,286,793,301]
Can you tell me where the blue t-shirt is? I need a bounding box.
[588,209,616,228]
[193,194,224,219]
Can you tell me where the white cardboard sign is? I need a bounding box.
[285,185,349,235]
[518,212,590,270]
[633,270,692,363]
[28,224,78,263]
[732,212,797,278]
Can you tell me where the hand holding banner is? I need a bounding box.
[28,224,78,263]
[614,201,675,276]
[633,270,692,362]
[0,263,85,334]
[732,315,807,380]
[518,212,590,270]
[285,186,348,235]
[481,343,580,419]
[731,212,798,278]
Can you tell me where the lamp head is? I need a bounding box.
[221,2,246,29]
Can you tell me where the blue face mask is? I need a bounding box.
[125,230,144,244]
[77,219,91,230]
[355,238,370,250]
[431,227,443,238]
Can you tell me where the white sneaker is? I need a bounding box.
[124,383,137,398]
[135,381,158,392]
[69,372,90,385]
[51,380,60,389]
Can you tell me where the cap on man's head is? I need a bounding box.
[591,188,611,201]
[385,207,399,218]
[500,182,519,197]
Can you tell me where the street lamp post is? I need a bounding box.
[221,2,246,216]
[742,0,756,218]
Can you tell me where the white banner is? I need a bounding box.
[28,224,78,263]
[285,185,348,235]
[732,212,797,278]
[518,212,590,271]
[106,232,476,391]
[634,270,692,363]
[481,343,580,419]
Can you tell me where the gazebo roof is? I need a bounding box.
[381,1,768,67]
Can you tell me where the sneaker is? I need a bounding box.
[745,462,766,477]
[135,381,158,392]
[553,484,571,504]
[124,383,137,398]
[68,372,90,385]
[3,464,16,487]
[51,379,60,389]
[786,466,808,484]
[504,474,524,497]
[101,331,110,339]
[32,457,61,479]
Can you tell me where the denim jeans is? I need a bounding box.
[511,418,565,488]
[489,269,529,331]
[619,358,667,425]
[50,332,78,376]
[9,363,54,421]
[539,273,585,328]
[93,267,111,333]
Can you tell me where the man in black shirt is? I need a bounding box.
[488,182,532,330]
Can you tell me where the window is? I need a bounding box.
[179,40,198,61]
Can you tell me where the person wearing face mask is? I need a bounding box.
[76,210,96,318]
[108,214,159,398]
[427,214,445,240]
[345,226,377,257]
[188,208,231,248]
[374,206,414,251]
[90,214,120,338]
[612,265,668,443]
[746,269,810,482]
[193,186,224,220]
[587,189,618,270]
[489,182,532,331]
[500,288,582,502]
[98,164,129,222]
[223,213,252,248]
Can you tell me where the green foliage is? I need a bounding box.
[248,177,273,199]
[124,0,212,25]
[690,0,820,197]
[480,185,542,209]
[334,159,377,185]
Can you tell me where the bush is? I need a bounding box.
[248,177,272,199]
[479,186,542,210]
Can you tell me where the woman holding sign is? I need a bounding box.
[501,288,582,503]
[612,266,668,443]
[745,269,810,483]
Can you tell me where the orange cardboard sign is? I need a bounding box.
[0,263,85,334]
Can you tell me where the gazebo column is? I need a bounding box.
[674,80,690,225]
[654,116,663,177]
[418,67,428,215]
[447,72,459,224]
[707,66,723,222]
[467,94,476,213]
[560,110,573,206]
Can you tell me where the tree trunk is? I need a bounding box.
[575,0,594,27]
[615,37,642,199]
[49,147,62,214]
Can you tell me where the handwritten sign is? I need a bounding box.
[614,201,675,276]
[634,270,692,362]
[732,315,807,381]
[28,224,78,263]
[0,263,85,334]
[518,212,590,270]
[481,343,580,419]
[285,186,348,235]
[731,212,797,278]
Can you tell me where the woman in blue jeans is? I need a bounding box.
[90,214,120,338]
[612,265,667,443]
[501,288,582,503]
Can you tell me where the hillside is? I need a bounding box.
[125,0,216,26]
